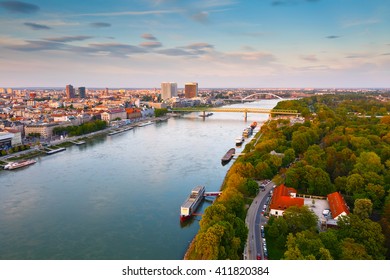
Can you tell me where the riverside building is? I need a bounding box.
[161,82,177,100]
[184,82,198,99]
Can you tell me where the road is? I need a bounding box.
[244,180,275,260]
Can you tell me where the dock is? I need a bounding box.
[45,147,66,155]
[108,126,134,136]
[70,140,86,145]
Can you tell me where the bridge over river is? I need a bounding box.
[170,107,299,121]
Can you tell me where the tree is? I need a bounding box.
[291,131,309,154]
[285,165,306,192]
[303,145,326,170]
[217,188,246,219]
[353,198,373,220]
[340,238,372,260]
[379,195,390,259]
[346,173,365,195]
[245,179,259,196]
[282,148,295,167]
[284,231,332,260]
[199,203,230,230]
[337,214,386,259]
[194,223,225,259]
[267,216,288,239]
[255,161,273,179]
[334,176,347,193]
[283,206,318,234]
[304,165,334,195]
[319,229,341,259]
[365,184,385,208]
[154,108,168,117]
[353,151,384,175]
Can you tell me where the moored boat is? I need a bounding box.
[250,121,258,129]
[243,127,253,137]
[180,186,205,222]
[4,159,37,170]
[235,136,244,146]
[221,148,235,165]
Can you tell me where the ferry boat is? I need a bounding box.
[180,185,205,222]
[4,159,37,170]
[221,148,235,165]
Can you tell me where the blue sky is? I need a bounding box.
[0,0,389,88]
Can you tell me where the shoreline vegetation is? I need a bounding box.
[185,93,389,260]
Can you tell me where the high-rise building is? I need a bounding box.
[161,82,178,100]
[185,82,198,99]
[78,87,86,98]
[66,84,75,99]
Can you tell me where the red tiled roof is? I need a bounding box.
[125,108,141,113]
[269,184,304,210]
[108,108,125,113]
[327,192,350,219]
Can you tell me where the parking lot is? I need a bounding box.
[302,197,331,226]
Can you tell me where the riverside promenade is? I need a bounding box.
[0,116,170,163]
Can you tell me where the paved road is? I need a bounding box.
[244,180,274,260]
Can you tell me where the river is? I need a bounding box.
[0,100,279,260]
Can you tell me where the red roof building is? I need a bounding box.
[269,184,304,216]
[327,192,350,220]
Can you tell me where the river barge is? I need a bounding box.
[4,159,37,170]
[221,148,235,165]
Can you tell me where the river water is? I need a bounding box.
[0,100,279,259]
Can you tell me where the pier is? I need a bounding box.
[203,191,222,197]
[45,147,66,155]
[70,140,86,145]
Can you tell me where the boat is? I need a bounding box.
[221,148,235,165]
[242,127,252,137]
[180,185,205,222]
[250,121,258,129]
[138,121,154,127]
[235,136,244,146]
[4,159,37,170]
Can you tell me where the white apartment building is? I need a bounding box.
[161,82,178,100]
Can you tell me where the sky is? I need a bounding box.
[0,0,389,88]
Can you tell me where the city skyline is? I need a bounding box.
[0,0,389,88]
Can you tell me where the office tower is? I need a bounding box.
[161,82,178,100]
[66,84,75,99]
[184,82,198,99]
[78,87,86,98]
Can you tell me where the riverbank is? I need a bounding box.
[183,117,269,259]
[0,115,171,166]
